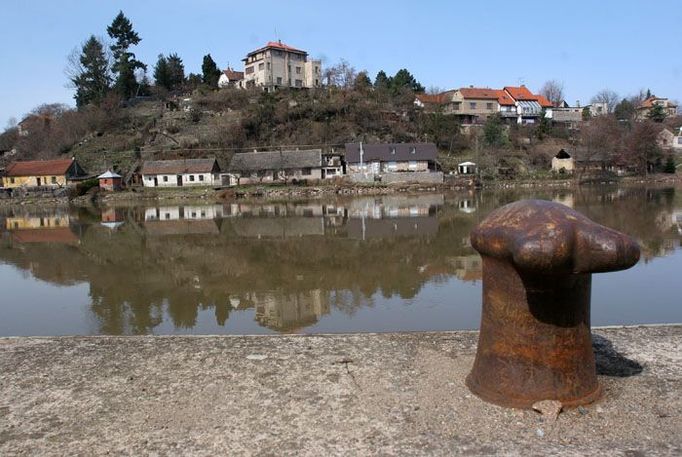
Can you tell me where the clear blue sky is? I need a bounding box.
[1,0,680,126]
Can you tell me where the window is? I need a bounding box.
[276,77,282,85]
[258,63,264,71]
[189,175,195,182]
[302,167,312,176]
[387,161,397,170]
[315,79,319,86]
[469,102,477,109]
[486,102,494,110]
[266,62,271,70]
[288,65,291,73]
[410,147,416,154]
[164,213,170,220]
[295,79,303,87]
[678,137,682,145]
[296,66,301,74]
[10,177,15,184]
[199,175,204,181]
[408,161,417,169]
[453,102,461,111]
[390,147,396,155]
[163,176,168,182]
[51,176,57,184]
[245,66,254,75]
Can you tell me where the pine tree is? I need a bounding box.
[107,11,146,98]
[201,54,221,88]
[647,104,667,123]
[391,69,425,94]
[374,70,391,90]
[353,71,372,91]
[166,53,185,90]
[153,54,170,90]
[70,35,111,107]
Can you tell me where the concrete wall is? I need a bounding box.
[349,171,443,184]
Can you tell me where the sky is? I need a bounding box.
[1,0,680,126]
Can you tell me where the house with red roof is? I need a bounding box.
[502,85,553,124]
[218,67,244,89]
[241,40,322,91]
[636,96,678,120]
[2,158,87,189]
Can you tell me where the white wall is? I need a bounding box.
[142,173,217,188]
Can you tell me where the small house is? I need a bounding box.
[98,170,122,191]
[551,149,575,173]
[344,143,442,183]
[218,68,245,88]
[4,158,87,188]
[141,158,221,188]
[228,149,326,185]
[457,161,477,175]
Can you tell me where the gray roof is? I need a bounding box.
[344,143,437,163]
[141,159,218,175]
[229,150,322,172]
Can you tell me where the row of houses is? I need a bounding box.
[0,143,444,190]
[416,86,678,128]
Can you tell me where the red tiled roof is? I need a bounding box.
[247,41,307,57]
[536,95,554,108]
[496,90,516,106]
[222,69,244,80]
[503,86,537,101]
[416,93,448,105]
[6,159,74,177]
[458,87,500,100]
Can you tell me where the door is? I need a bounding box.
[177,175,183,186]
[36,177,41,186]
[153,177,158,187]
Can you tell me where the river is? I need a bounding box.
[1,185,680,336]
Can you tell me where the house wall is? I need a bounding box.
[347,161,429,174]
[551,157,575,172]
[447,92,499,116]
[236,168,323,185]
[3,175,67,188]
[99,178,122,191]
[6,215,70,230]
[243,49,318,89]
[142,173,217,188]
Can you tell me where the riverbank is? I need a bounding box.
[0,173,679,208]
[1,325,680,456]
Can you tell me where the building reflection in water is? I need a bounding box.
[1,187,681,335]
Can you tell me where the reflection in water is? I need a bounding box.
[1,186,681,336]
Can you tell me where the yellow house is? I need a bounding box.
[3,158,86,188]
[5,215,70,230]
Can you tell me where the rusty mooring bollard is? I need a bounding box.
[466,200,640,409]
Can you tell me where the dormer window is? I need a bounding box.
[410,147,416,154]
[390,147,396,155]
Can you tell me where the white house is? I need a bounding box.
[140,158,221,188]
[218,68,244,89]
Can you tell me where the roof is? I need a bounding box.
[555,149,572,159]
[97,170,121,179]
[639,96,677,109]
[458,88,500,100]
[344,143,437,163]
[6,159,75,177]
[222,68,244,80]
[415,93,448,105]
[496,90,516,106]
[503,86,537,101]
[246,41,307,58]
[141,159,219,175]
[229,150,322,172]
[536,95,554,108]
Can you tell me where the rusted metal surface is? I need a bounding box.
[466,200,640,409]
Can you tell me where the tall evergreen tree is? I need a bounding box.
[391,69,425,94]
[201,54,221,88]
[107,11,146,98]
[153,54,170,90]
[374,70,391,90]
[166,53,185,90]
[69,35,111,107]
[647,104,667,123]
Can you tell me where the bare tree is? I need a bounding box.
[539,80,564,106]
[590,89,619,113]
[323,59,357,89]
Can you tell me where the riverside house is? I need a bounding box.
[241,40,322,91]
[344,143,442,183]
[228,149,340,184]
[2,158,87,189]
[141,158,221,188]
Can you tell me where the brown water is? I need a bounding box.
[1,186,681,336]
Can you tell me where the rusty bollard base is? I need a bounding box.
[466,200,640,409]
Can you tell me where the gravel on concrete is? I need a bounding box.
[1,326,680,456]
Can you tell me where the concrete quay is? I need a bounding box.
[1,325,680,456]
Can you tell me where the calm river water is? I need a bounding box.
[1,186,681,336]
